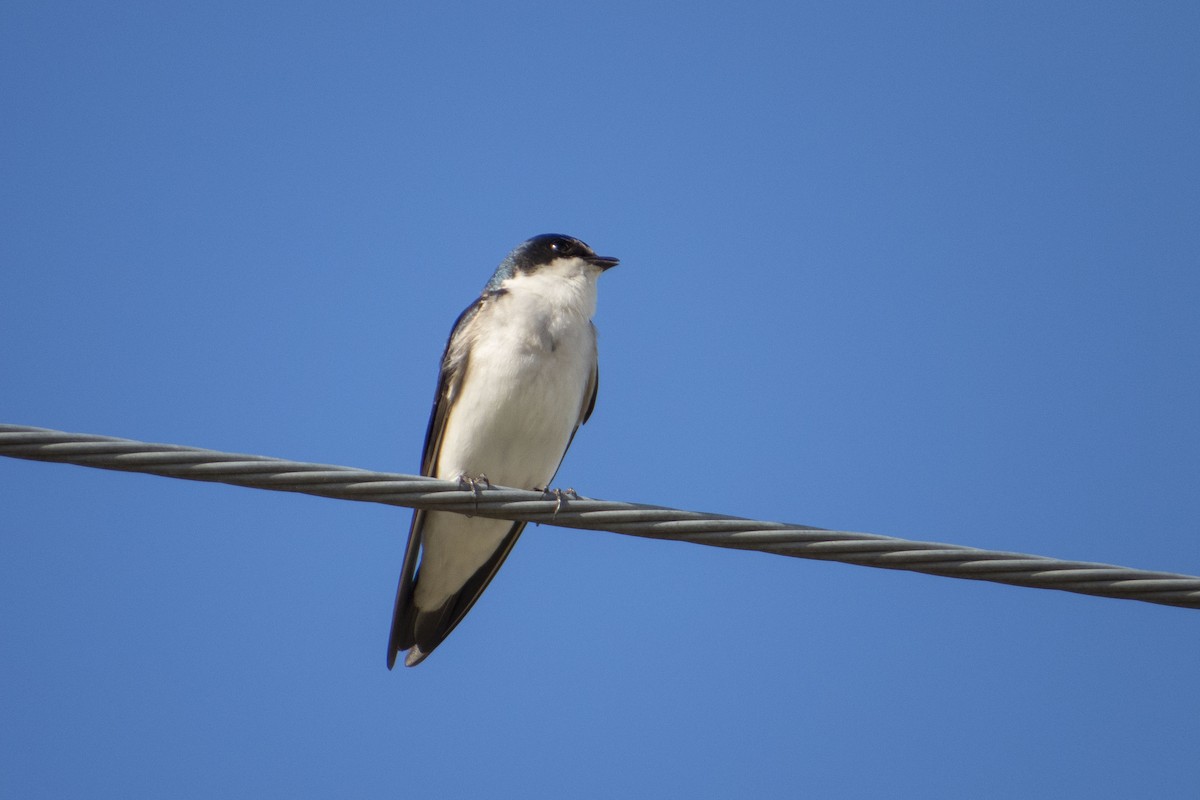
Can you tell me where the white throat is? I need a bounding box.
[500,256,600,319]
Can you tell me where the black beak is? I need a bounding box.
[588,255,620,270]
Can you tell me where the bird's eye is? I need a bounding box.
[553,239,577,257]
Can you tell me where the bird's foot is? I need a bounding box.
[535,486,580,517]
[456,473,491,514]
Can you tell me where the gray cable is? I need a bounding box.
[2,423,1197,610]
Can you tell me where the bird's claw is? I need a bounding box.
[537,486,580,517]
[456,473,491,514]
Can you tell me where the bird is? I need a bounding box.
[387,234,619,668]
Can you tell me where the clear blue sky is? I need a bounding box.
[3,2,1198,797]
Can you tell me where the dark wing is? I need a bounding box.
[400,518,527,666]
[563,325,599,459]
[387,294,490,669]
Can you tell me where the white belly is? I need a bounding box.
[434,327,592,488]
[414,292,596,606]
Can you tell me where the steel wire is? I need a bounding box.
[2,423,1197,609]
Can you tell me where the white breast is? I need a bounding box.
[434,265,598,489]
[412,264,601,607]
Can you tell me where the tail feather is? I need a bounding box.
[387,514,527,668]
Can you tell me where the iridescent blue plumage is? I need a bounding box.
[483,234,615,293]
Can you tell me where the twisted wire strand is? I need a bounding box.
[2,424,1198,610]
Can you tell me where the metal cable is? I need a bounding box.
[2,423,1198,610]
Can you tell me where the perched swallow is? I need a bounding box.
[387,234,619,668]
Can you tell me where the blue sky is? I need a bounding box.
[3,2,1198,797]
